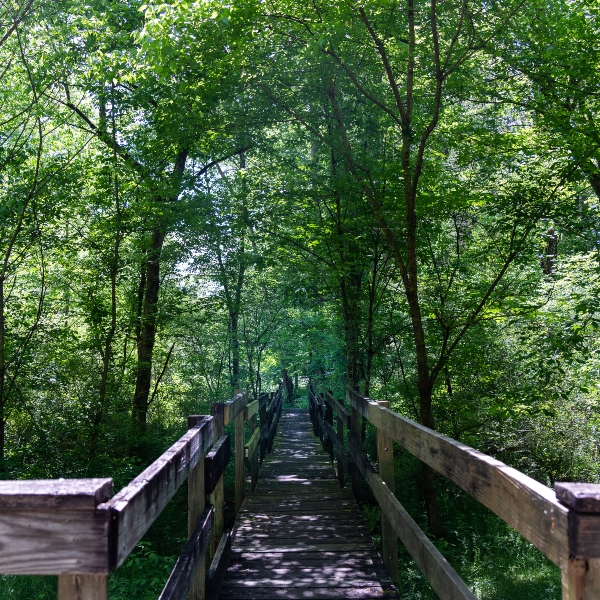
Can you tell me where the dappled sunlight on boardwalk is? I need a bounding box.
[219,409,398,600]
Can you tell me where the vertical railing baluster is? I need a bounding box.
[376,400,398,584]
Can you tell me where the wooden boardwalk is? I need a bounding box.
[219,409,398,600]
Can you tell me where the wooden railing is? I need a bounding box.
[308,383,600,600]
[0,384,283,600]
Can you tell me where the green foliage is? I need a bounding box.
[109,543,175,600]
[2,0,600,594]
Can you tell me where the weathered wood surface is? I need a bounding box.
[325,391,351,428]
[58,574,108,600]
[210,404,226,560]
[223,392,247,427]
[556,482,600,513]
[347,387,571,569]
[245,399,259,421]
[159,506,214,600]
[219,409,397,600]
[246,427,260,460]
[0,479,113,575]
[0,479,113,510]
[205,434,231,495]
[376,400,398,585]
[348,434,476,600]
[235,409,245,514]
[108,416,214,569]
[207,531,232,600]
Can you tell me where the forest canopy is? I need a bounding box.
[1,0,599,596]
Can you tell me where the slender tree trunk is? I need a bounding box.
[230,310,240,389]
[132,149,188,435]
[589,170,600,201]
[91,204,121,458]
[133,227,166,434]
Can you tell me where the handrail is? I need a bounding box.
[308,382,600,600]
[0,382,284,600]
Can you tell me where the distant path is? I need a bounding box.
[219,408,398,599]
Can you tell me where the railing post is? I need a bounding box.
[209,403,225,560]
[556,483,600,600]
[235,393,247,515]
[376,400,398,584]
[325,392,334,463]
[318,393,326,451]
[187,416,208,600]
[58,575,107,600]
[348,388,361,503]
[250,403,259,492]
[336,396,345,487]
[259,394,267,464]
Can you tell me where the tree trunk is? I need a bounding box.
[133,227,165,434]
[131,149,187,435]
[230,310,240,390]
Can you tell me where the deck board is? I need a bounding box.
[219,409,398,600]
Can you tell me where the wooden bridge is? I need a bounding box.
[0,382,599,600]
[219,408,397,599]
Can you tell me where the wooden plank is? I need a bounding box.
[325,391,351,428]
[219,587,395,599]
[0,479,113,575]
[235,409,245,515]
[246,427,260,460]
[205,434,231,495]
[346,387,571,569]
[376,401,398,585]
[348,434,476,600]
[350,393,362,503]
[222,577,385,588]
[207,531,232,600]
[322,418,349,473]
[58,574,107,600]
[556,482,600,513]
[245,400,259,421]
[210,403,225,560]
[562,558,600,600]
[158,506,214,600]
[223,392,247,427]
[0,479,113,510]
[567,513,600,558]
[249,410,259,491]
[188,443,205,600]
[108,416,214,569]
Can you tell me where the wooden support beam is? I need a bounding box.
[245,399,259,421]
[0,479,113,575]
[209,404,225,560]
[188,416,207,600]
[322,417,349,475]
[206,531,232,600]
[349,389,362,503]
[58,574,108,600]
[223,392,246,426]
[158,506,214,600]
[108,416,214,569]
[235,407,245,515]
[346,386,570,569]
[348,433,476,600]
[556,483,600,599]
[377,400,398,584]
[246,428,260,461]
[249,407,259,491]
[325,391,351,428]
[205,434,231,495]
